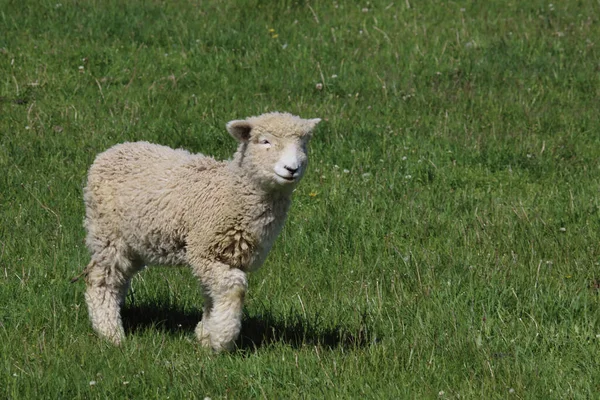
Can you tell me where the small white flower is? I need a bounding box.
[78,65,84,70]
[362,173,371,178]
[334,164,339,169]
[405,175,412,179]
[343,169,350,174]
[89,380,97,386]
[402,156,407,161]
[362,8,369,12]
[509,388,515,394]
[559,227,566,232]
[331,74,338,78]
[315,83,323,90]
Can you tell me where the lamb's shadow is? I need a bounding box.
[122,303,374,350]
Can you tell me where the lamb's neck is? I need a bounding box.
[253,179,295,206]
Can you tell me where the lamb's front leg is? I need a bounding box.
[194,262,247,352]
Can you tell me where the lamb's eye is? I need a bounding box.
[260,139,271,145]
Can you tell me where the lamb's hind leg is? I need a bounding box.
[84,244,140,345]
[194,262,247,352]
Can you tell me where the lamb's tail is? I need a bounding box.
[69,260,96,283]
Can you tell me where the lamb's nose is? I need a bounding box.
[284,165,299,174]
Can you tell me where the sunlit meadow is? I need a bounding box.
[1,0,600,398]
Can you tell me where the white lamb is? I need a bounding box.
[82,112,321,351]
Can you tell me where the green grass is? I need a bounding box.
[1,0,600,397]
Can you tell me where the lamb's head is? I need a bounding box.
[227,112,321,193]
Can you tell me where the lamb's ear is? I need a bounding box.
[305,118,322,135]
[226,120,253,142]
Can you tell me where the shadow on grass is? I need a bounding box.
[122,303,373,350]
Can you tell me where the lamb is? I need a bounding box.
[82,112,321,351]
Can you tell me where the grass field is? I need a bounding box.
[1,0,600,398]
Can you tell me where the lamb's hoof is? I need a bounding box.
[93,326,125,346]
[195,321,212,348]
[195,322,235,353]
[216,340,236,353]
[107,333,124,346]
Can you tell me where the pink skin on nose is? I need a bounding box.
[274,144,304,182]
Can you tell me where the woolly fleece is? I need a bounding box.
[82,112,320,351]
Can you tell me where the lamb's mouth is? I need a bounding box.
[276,174,296,182]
